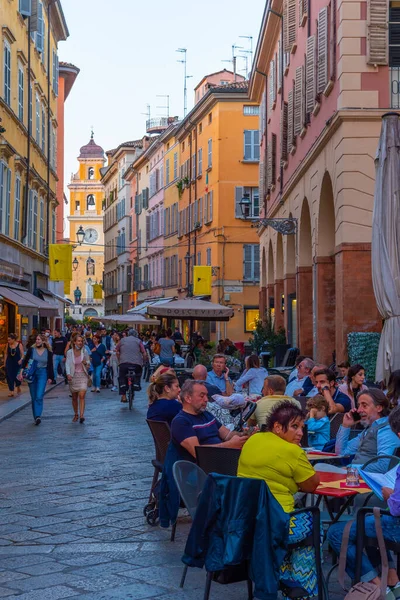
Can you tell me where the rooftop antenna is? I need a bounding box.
[239,35,254,67]
[156,94,170,119]
[141,104,151,125]
[222,44,243,82]
[176,48,190,117]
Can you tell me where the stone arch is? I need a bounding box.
[299,198,312,267]
[84,308,98,317]
[317,171,336,256]
[315,170,336,364]
[267,240,274,285]
[276,234,284,280]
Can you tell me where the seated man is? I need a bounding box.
[249,375,301,428]
[285,358,315,398]
[328,406,400,596]
[192,364,221,400]
[305,364,326,398]
[171,379,248,460]
[315,368,351,414]
[335,389,400,472]
[206,354,234,395]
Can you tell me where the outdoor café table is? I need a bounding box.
[306,450,346,463]
[314,471,371,525]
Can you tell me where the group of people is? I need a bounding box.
[144,351,400,597]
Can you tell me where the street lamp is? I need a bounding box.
[72,257,79,271]
[184,252,192,296]
[76,226,85,245]
[239,192,251,218]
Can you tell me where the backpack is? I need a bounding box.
[338,507,388,600]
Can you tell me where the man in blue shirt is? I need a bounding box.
[335,389,400,472]
[315,368,351,413]
[206,354,234,395]
[171,380,247,460]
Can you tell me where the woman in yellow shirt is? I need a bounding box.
[238,401,320,597]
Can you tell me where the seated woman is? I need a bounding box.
[238,401,320,597]
[234,354,268,396]
[328,406,400,599]
[338,363,369,409]
[146,372,182,425]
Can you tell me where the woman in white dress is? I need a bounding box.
[65,335,91,423]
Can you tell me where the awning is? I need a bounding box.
[128,298,172,315]
[37,288,73,306]
[0,286,59,317]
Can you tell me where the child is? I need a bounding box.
[306,395,330,450]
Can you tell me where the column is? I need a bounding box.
[335,243,381,363]
[314,256,336,365]
[274,279,284,331]
[296,266,313,356]
[284,273,296,343]
[259,286,267,320]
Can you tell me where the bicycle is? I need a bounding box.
[126,367,142,411]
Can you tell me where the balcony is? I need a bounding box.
[390,67,400,108]
[76,298,103,306]
[146,117,169,135]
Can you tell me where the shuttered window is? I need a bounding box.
[284,0,297,52]
[288,88,295,151]
[243,245,260,281]
[3,42,11,106]
[271,134,277,187]
[281,101,288,163]
[244,130,260,161]
[198,148,203,176]
[277,40,282,92]
[317,7,329,94]
[306,36,316,114]
[173,152,178,179]
[14,175,21,241]
[207,139,212,168]
[166,158,170,185]
[269,58,276,110]
[389,4,400,66]
[368,0,389,65]
[299,0,308,26]
[330,0,337,81]
[294,66,304,136]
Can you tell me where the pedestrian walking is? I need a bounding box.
[65,335,90,423]
[4,333,24,397]
[52,329,67,383]
[90,334,106,393]
[19,334,54,425]
[110,332,120,391]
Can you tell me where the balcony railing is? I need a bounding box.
[74,298,103,305]
[146,117,169,134]
[390,67,400,108]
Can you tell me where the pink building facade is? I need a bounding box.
[251,0,395,364]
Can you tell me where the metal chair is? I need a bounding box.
[300,423,309,448]
[195,446,241,476]
[354,507,400,584]
[172,461,208,588]
[145,419,171,503]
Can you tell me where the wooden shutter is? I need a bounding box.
[259,158,265,206]
[367,0,388,65]
[294,66,304,136]
[209,191,213,222]
[269,59,276,110]
[277,40,282,92]
[235,187,244,218]
[266,142,272,192]
[306,36,316,114]
[317,7,329,94]
[288,88,294,151]
[271,134,277,186]
[146,215,150,243]
[281,101,288,163]
[330,0,337,81]
[243,245,252,280]
[299,0,307,26]
[288,0,297,50]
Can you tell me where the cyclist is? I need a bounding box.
[116,329,147,403]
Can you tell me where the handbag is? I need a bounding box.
[338,507,388,599]
[22,358,37,383]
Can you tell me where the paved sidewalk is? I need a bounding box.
[0,384,346,599]
[0,378,64,423]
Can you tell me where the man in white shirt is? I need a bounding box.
[285,358,314,397]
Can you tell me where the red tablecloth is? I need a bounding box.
[315,472,370,498]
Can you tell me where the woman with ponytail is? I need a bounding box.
[147,373,182,424]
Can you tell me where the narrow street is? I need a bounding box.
[0,385,344,599]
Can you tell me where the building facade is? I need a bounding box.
[67,135,105,319]
[0,0,70,344]
[251,0,396,364]
[102,138,150,314]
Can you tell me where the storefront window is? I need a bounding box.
[244,307,259,332]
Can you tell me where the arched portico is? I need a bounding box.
[297,198,313,356]
[274,234,284,330]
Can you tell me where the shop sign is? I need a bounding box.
[224,285,243,293]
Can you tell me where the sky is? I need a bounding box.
[58,0,265,195]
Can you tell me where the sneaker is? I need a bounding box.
[96,388,100,393]
[91,388,96,392]
[111,386,117,392]
[391,583,400,599]
[35,417,41,426]
[386,588,396,600]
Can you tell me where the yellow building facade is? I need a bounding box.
[0,0,69,342]
[67,135,105,319]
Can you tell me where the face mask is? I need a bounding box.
[74,344,81,350]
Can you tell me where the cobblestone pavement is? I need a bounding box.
[0,383,345,599]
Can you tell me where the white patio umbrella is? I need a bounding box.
[372,112,400,382]
[92,314,160,326]
[147,297,234,321]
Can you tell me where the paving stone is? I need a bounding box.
[5,585,79,599]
